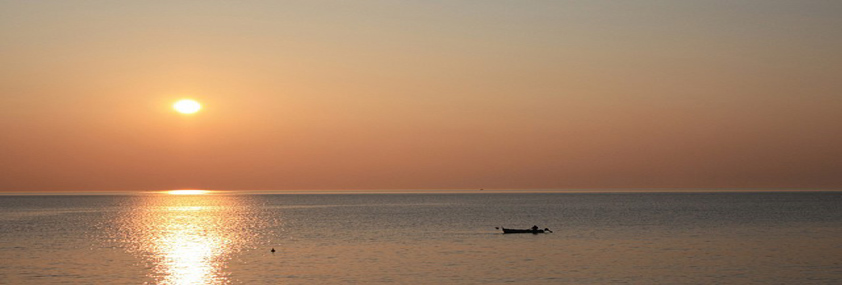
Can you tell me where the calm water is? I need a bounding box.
[1,192,841,284]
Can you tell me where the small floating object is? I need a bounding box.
[499,226,553,234]
[271,248,276,253]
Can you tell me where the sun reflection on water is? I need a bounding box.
[152,205,225,284]
[113,195,270,285]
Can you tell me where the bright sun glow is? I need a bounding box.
[168,190,210,195]
[173,99,202,114]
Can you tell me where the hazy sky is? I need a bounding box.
[2,1,841,192]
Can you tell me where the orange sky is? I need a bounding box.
[2,1,841,192]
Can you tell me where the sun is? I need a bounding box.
[173,99,201,114]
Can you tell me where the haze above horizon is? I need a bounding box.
[2,1,841,192]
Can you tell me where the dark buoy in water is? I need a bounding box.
[271,247,276,253]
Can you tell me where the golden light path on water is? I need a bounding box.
[155,205,222,284]
[168,190,211,195]
[114,192,272,284]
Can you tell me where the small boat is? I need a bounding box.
[499,227,552,234]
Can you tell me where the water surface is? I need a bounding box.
[1,192,841,284]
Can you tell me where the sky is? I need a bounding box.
[1,1,841,192]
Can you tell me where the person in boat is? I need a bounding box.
[531,225,539,231]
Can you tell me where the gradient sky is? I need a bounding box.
[2,1,841,192]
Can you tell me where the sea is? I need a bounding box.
[1,191,841,284]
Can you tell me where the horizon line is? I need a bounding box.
[1,188,841,196]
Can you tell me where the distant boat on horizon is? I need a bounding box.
[497,227,553,234]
